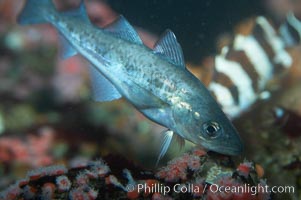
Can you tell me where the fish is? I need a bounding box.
[207,16,294,119]
[280,11,301,47]
[17,0,243,162]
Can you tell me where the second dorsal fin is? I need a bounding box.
[153,29,186,68]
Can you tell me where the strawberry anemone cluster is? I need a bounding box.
[0,149,270,200]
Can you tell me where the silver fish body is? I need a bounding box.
[18,0,243,159]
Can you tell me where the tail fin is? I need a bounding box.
[17,0,55,25]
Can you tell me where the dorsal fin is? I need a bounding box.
[104,15,143,45]
[17,0,55,25]
[61,0,91,24]
[153,29,186,68]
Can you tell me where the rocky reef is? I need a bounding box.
[0,148,270,200]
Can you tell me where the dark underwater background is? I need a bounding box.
[109,0,263,63]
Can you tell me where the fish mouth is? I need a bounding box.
[204,146,242,156]
[215,130,244,156]
[215,145,243,156]
[212,142,244,156]
[201,139,244,156]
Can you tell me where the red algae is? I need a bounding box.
[236,162,253,178]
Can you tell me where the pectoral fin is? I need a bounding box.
[123,80,169,109]
[174,133,185,150]
[156,130,174,165]
[89,65,122,102]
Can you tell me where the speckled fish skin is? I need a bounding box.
[18,0,243,156]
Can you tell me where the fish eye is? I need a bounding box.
[202,121,221,138]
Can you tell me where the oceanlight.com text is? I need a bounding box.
[130,183,295,196]
[209,183,295,195]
